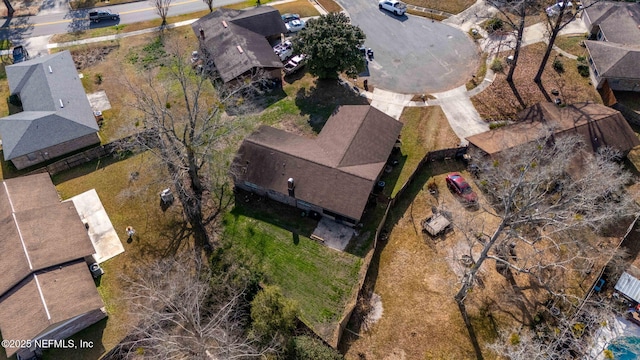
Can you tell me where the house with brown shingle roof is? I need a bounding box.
[232,105,403,225]
[466,102,639,156]
[0,173,106,360]
[192,6,286,84]
[582,2,640,92]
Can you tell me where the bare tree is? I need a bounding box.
[124,39,256,252]
[455,132,637,357]
[4,0,14,17]
[486,0,535,84]
[120,256,276,359]
[488,299,618,359]
[533,0,601,83]
[202,0,214,12]
[152,0,172,26]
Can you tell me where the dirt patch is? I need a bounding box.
[363,293,383,330]
[72,45,119,70]
[0,0,42,17]
[471,42,602,121]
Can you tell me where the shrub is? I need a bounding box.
[251,286,298,345]
[489,121,508,130]
[490,58,503,72]
[553,58,564,73]
[485,18,503,33]
[577,64,590,77]
[484,18,504,33]
[94,73,103,85]
[289,336,344,360]
[577,55,586,62]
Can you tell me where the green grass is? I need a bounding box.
[466,53,488,90]
[390,106,458,197]
[223,204,362,330]
[555,34,589,57]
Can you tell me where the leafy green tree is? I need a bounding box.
[294,13,366,79]
[251,286,298,345]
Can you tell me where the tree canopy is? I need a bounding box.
[293,13,366,79]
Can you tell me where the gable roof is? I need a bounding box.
[233,105,403,221]
[466,102,640,155]
[192,7,286,83]
[0,261,104,357]
[584,2,640,45]
[0,173,96,297]
[0,51,99,161]
[0,174,103,358]
[585,40,640,79]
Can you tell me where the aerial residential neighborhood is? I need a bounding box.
[1,0,640,359]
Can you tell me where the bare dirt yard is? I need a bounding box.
[471,42,601,121]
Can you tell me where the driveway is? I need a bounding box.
[335,0,480,94]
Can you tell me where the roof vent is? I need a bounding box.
[59,99,64,108]
[48,66,52,73]
[222,20,228,28]
[237,45,244,54]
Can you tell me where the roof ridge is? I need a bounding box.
[245,137,373,182]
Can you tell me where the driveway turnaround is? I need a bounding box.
[337,0,480,94]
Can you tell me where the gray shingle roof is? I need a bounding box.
[192,7,286,83]
[584,2,640,45]
[585,40,640,79]
[0,51,98,160]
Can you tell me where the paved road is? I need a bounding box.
[335,0,480,94]
[0,0,215,41]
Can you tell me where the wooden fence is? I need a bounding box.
[332,146,467,347]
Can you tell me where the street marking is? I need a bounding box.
[3,0,201,29]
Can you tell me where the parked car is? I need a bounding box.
[12,46,29,64]
[284,54,306,75]
[273,40,294,61]
[378,0,407,16]
[286,19,305,33]
[546,1,572,16]
[445,172,478,204]
[89,10,120,22]
[281,13,300,23]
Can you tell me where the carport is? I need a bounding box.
[615,271,640,303]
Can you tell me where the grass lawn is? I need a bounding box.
[42,152,185,359]
[50,11,210,44]
[471,42,602,120]
[555,34,589,57]
[223,202,362,340]
[403,0,474,14]
[271,0,320,18]
[390,106,459,197]
[316,0,342,13]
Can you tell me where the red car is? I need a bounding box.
[445,173,478,204]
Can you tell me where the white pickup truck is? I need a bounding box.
[378,0,407,16]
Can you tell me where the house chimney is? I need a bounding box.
[287,178,295,197]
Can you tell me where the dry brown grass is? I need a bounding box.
[471,42,602,121]
[342,166,502,359]
[404,0,474,14]
[272,0,321,17]
[51,153,185,358]
[316,0,342,13]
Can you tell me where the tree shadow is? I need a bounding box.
[0,15,35,45]
[294,79,369,134]
[231,190,318,238]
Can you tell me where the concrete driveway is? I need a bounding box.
[336,0,480,94]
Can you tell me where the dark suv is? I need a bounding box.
[89,10,119,22]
